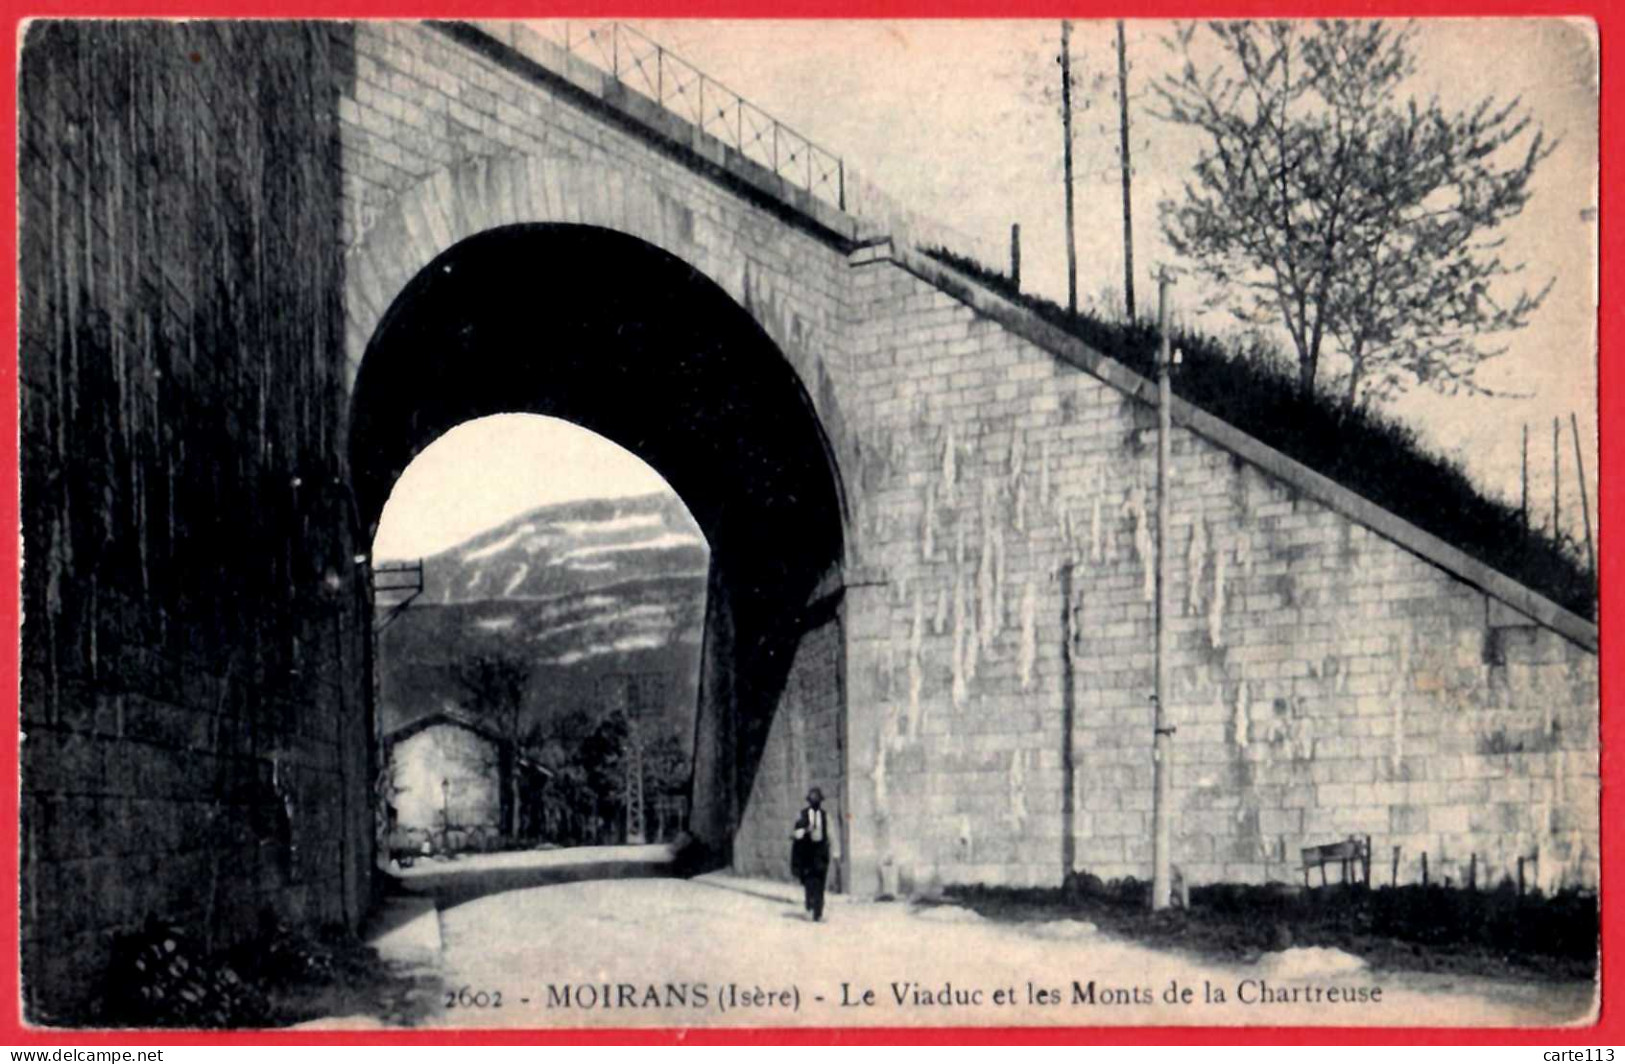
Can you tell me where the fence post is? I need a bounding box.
[1011,223,1022,290]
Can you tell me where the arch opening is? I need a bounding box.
[349,224,849,874]
[372,415,710,865]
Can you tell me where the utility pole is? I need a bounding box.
[625,684,647,845]
[1116,20,1136,321]
[1060,20,1078,316]
[1011,223,1022,291]
[1570,412,1596,590]
[1151,271,1175,911]
[1520,423,1529,528]
[1552,417,1562,538]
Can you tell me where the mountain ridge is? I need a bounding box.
[376,491,708,747]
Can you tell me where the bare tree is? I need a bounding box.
[453,654,532,838]
[1155,20,1554,408]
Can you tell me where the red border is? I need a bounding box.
[0,0,1615,1046]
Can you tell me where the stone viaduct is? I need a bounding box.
[18,20,1599,1021]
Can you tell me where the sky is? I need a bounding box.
[372,415,674,561]
[375,19,1598,560]
[635,18,1598,529]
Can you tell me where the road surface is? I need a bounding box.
[370,852,1595,1031]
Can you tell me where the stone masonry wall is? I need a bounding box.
[340,22,1598,901]
[18,13,1597,1025]
[390,725,501,838]
[839,258,1599,898]
[335,22,865,884]
[335,22,855,433]
[18,22,373,1022]
[734,615,847,884]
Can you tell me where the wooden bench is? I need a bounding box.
[1301,836,1371,888]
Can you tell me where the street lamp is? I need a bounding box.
[441,776,451,849]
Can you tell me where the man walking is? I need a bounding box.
[790,786,832,922]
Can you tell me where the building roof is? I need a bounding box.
[382,707,553,776]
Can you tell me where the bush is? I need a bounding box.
[106,919,270,1028]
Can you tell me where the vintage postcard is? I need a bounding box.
[13,16,1602,1036]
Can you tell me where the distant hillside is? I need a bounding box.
[377,493,708,750]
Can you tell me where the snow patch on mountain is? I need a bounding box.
[553,532,705,565]
[462,524,535,562]
[551,512,663,537]
[542,631,670,666]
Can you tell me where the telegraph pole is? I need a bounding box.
[1116,20,1136,321]
[1570,412,1596,590]
[1010,223,1022,291]
[1520,423,1529,528]
[608,674,647,845]
[1151,271,1175,911]
[1553,417,1562,538]
[1060,19,1078,316]
[625,695,647,845]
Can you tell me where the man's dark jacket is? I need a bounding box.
[790,805,831,881]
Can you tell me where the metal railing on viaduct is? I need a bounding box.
[542,21,847,210]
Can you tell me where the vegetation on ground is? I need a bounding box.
[99,915,434,1028]
[532,706,691,846]
[941,877,1598,983]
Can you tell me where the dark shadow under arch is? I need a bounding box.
[349,223,848,868]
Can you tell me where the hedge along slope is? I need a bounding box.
[922,247,1595,623]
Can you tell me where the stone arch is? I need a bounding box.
[347,220,851,871]
[346,152,823,390]
[344,150,857,567]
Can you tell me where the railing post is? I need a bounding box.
[656,45,663,105]
[838,160,845,210]
[737,98,743,154]
[613,23,620,79]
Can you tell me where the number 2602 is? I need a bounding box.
[445,987,503,1008]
